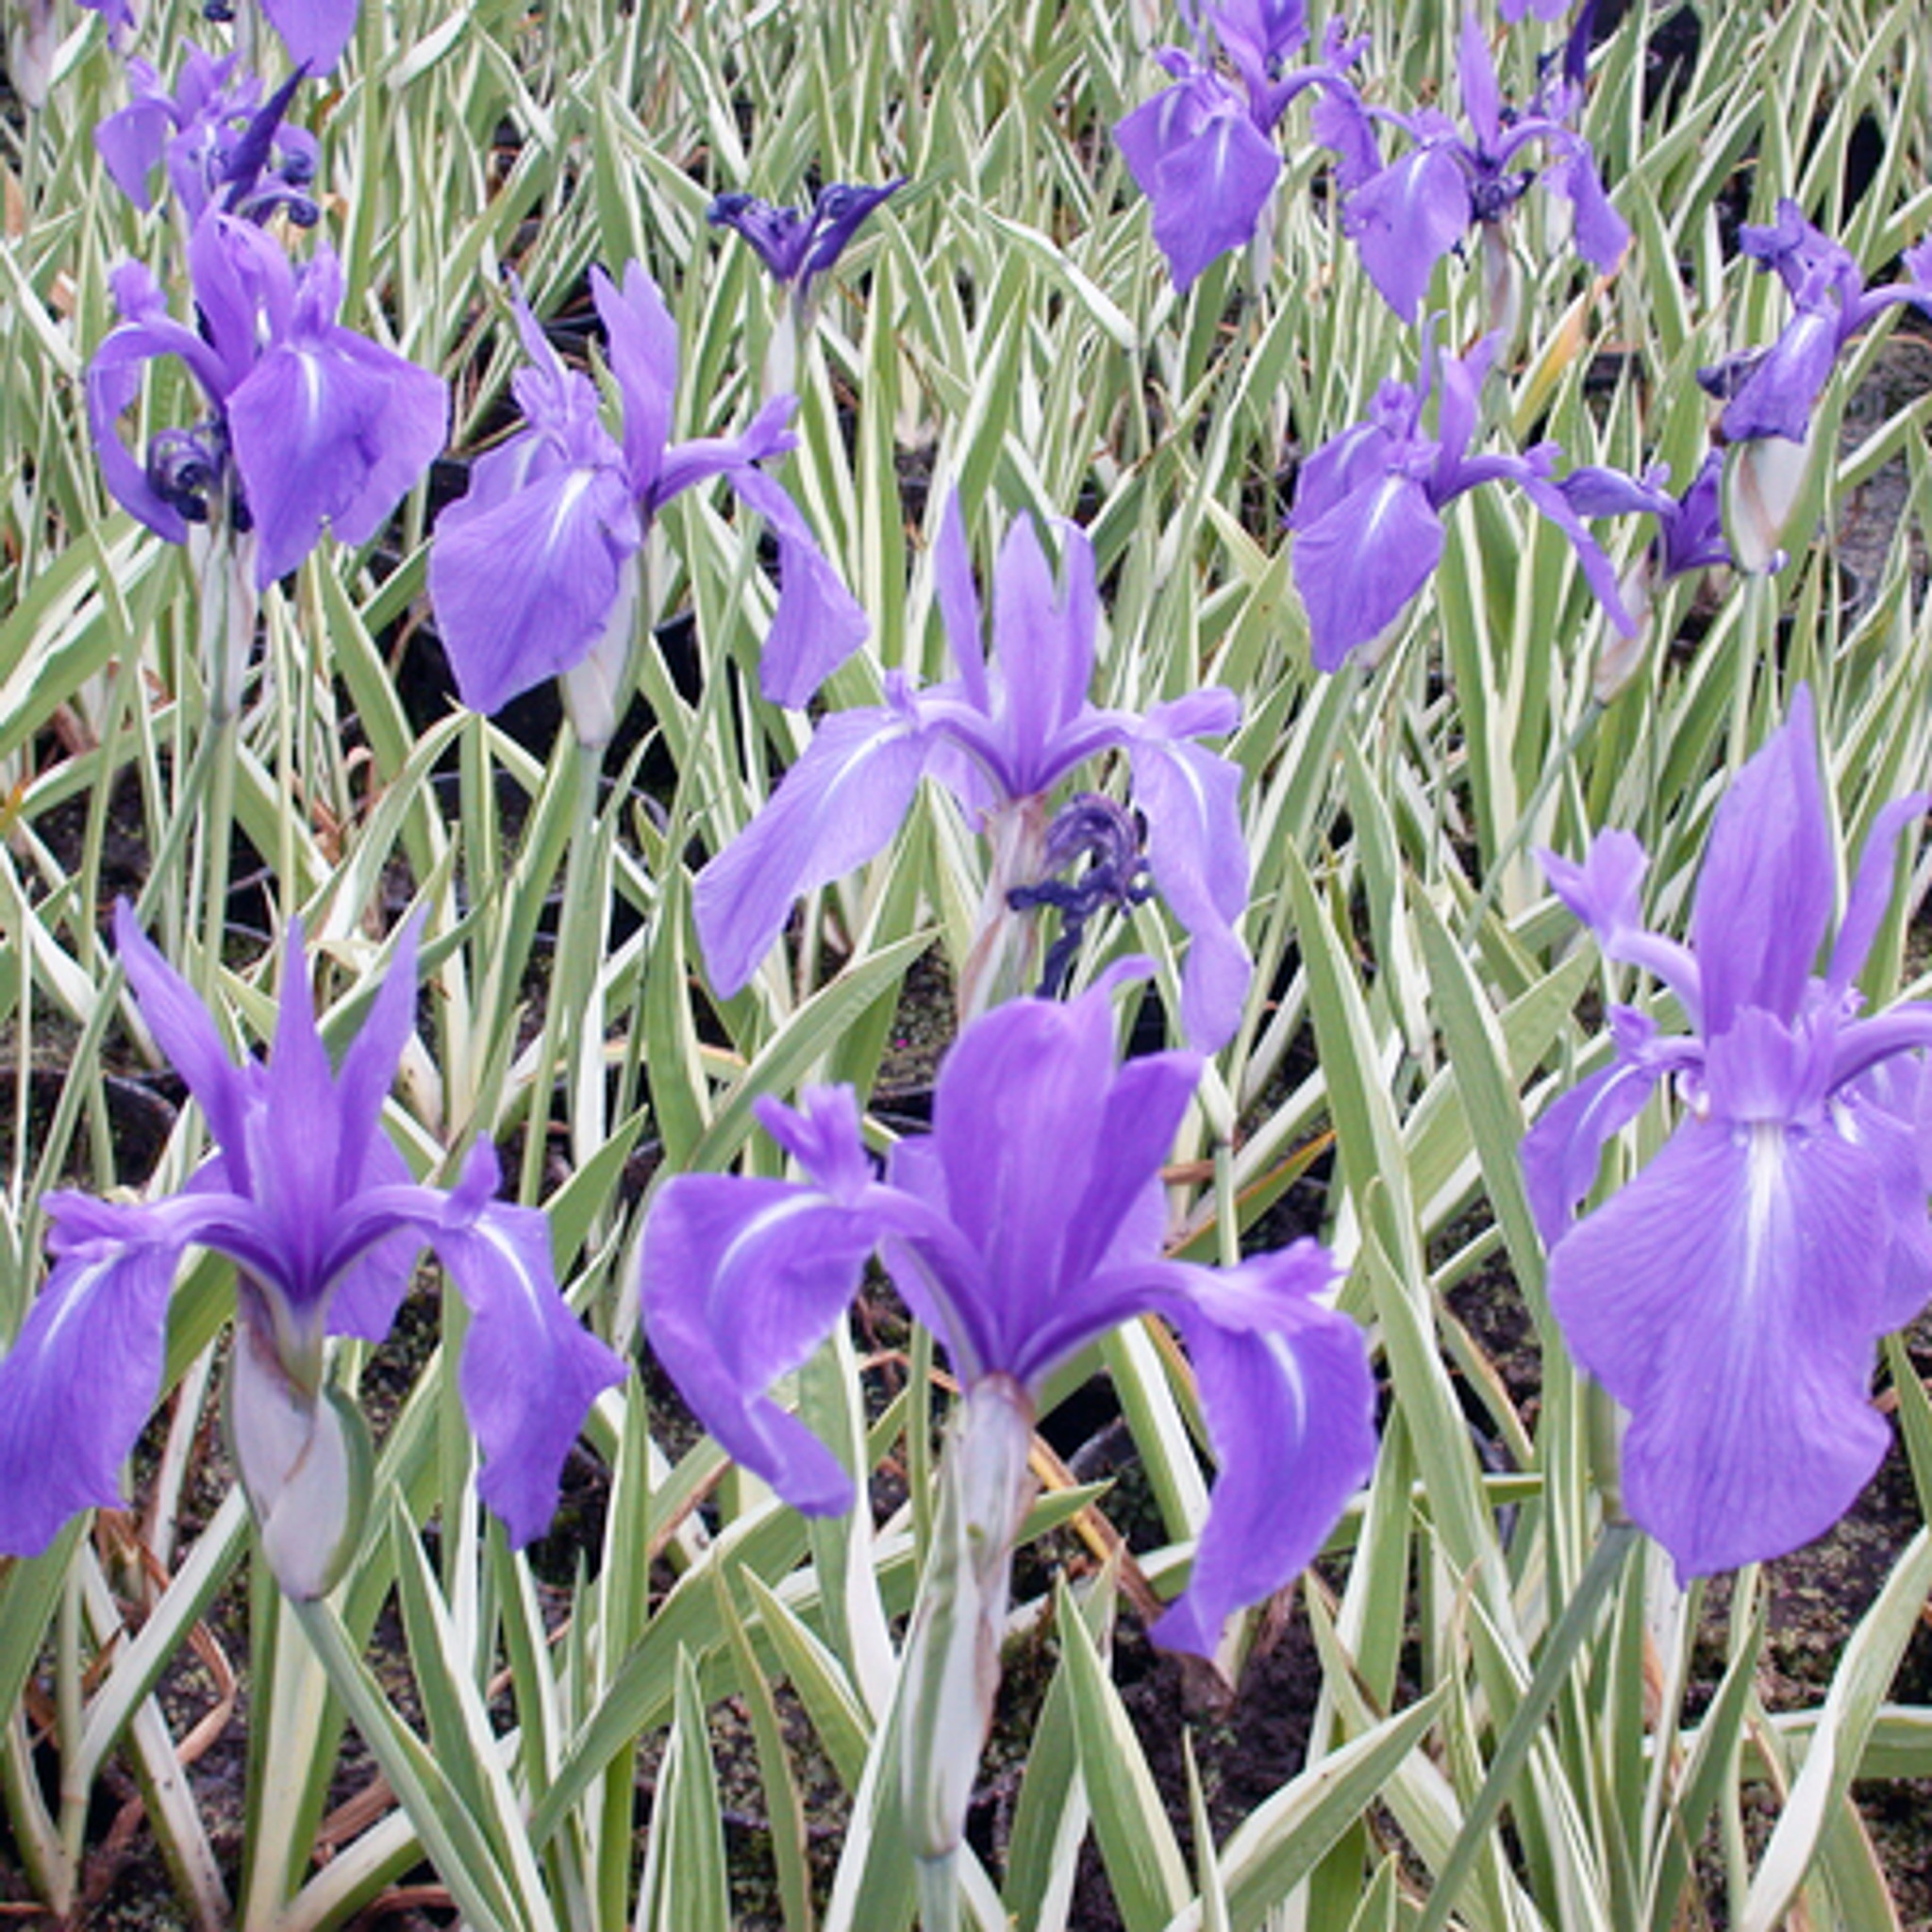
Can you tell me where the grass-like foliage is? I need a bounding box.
[3,0,1932,1925]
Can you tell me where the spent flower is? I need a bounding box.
[95,52,317,225]
[0,908,625,1596]
[1524,688,1932,1576]
[1557,451,1729,696]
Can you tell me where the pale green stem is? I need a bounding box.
[518,738,603,1203]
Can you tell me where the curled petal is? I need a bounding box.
[1152,1245,1375,1654]
[641,1173,877,1513]
[1542,136,1629,271]
[728,466,870,708]
[406,1145,625,1546]
[1721,308,1841,445]
[1125,729,1252,1049]
[1522,1050,1663,1246]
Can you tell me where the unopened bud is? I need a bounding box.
[226,1317,372,1600]
[1722,431,1810,575]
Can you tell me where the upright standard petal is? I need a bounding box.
[1690,688,1833,1033]
[259,0,359,71]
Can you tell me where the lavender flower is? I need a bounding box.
[693,497,1253,1048]
[0,908,625,1596]
[426,262,867,740]
[95,51,318,225]
[88,210,447,587]
[1524,688,1932,1577]
[1325,12,1625,321]
[1697,201,1932,571]
[1287,329,1634,671]
[1114,3,1370,290]
[641,966,1376,1657]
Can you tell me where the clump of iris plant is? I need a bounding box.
[1324,11,1625,328]
[1524,687,1932,1577]
[1287,327,1633,672]
[693,495,1253,1049]
[426,262,867,746]
[708,176,904,394]
[0,908,626,1598]
[1697,199,1932,573]
[1114,0,1371,291]
[89,209,446,709]
[95,50,317,225]
[641,965,1375,1888]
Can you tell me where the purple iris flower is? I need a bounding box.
[1700,201,1932,447]
[1324,12,1626,320]
[1695,201,1932,573]
[426,262,866,727]
[708,178,905,314]
[1287,328,1634,672]
[641,966,1376,1655]
[1114,2,1371,291]
[0,907,625,1594]
[693,497,1254,1049]
[95,51,317,224]
[87,210,448,587]
[1524,687,1932,1577]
